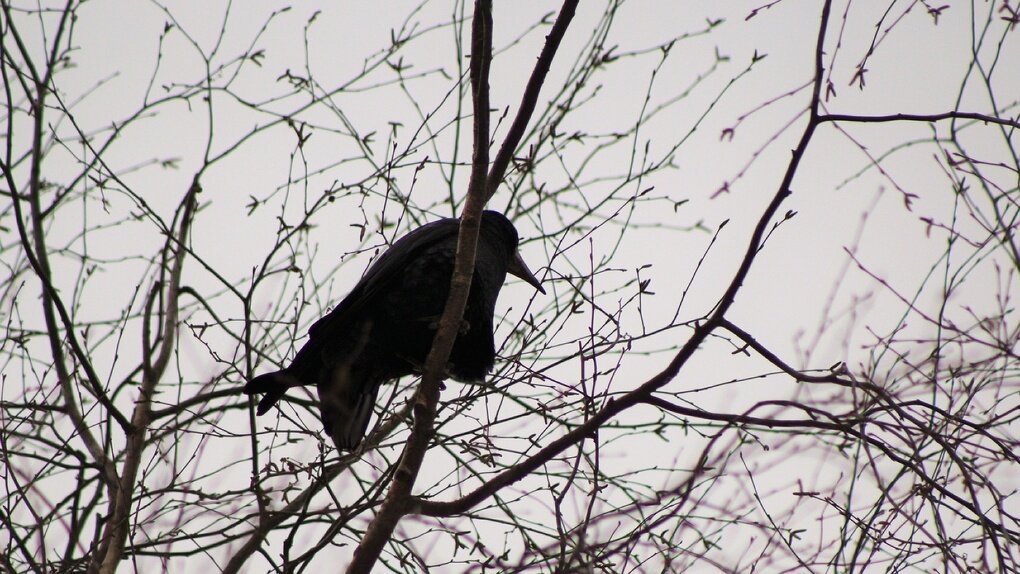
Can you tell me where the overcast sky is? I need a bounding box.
[5,0,1018,570]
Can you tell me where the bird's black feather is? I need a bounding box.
[245,210,543,451]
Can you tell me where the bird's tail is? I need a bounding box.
[317,363,381,451]
[245,371,303,415]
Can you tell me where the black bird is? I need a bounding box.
[245,210,545,451]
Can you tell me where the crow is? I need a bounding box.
[245,210,545,451]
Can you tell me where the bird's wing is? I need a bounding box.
[306,217,460,341]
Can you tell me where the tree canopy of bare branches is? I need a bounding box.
[2,0,1018,572]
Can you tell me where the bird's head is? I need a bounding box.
[481,210,546,294]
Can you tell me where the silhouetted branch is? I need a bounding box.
[820,111,1020,130]
[346,2,494,571]
[486,0,578,199]
[91,181,199,574]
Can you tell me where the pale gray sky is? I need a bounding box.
[5,0,1017,570]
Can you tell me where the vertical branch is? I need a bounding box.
[485,0,577,199]
[90,182,200,574]
[346,1,493,571]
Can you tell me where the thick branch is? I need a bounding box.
[346,2,494,572]
[91,182,199,574]
[485,0,578,200]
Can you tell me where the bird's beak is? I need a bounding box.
[509,250,546,294]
